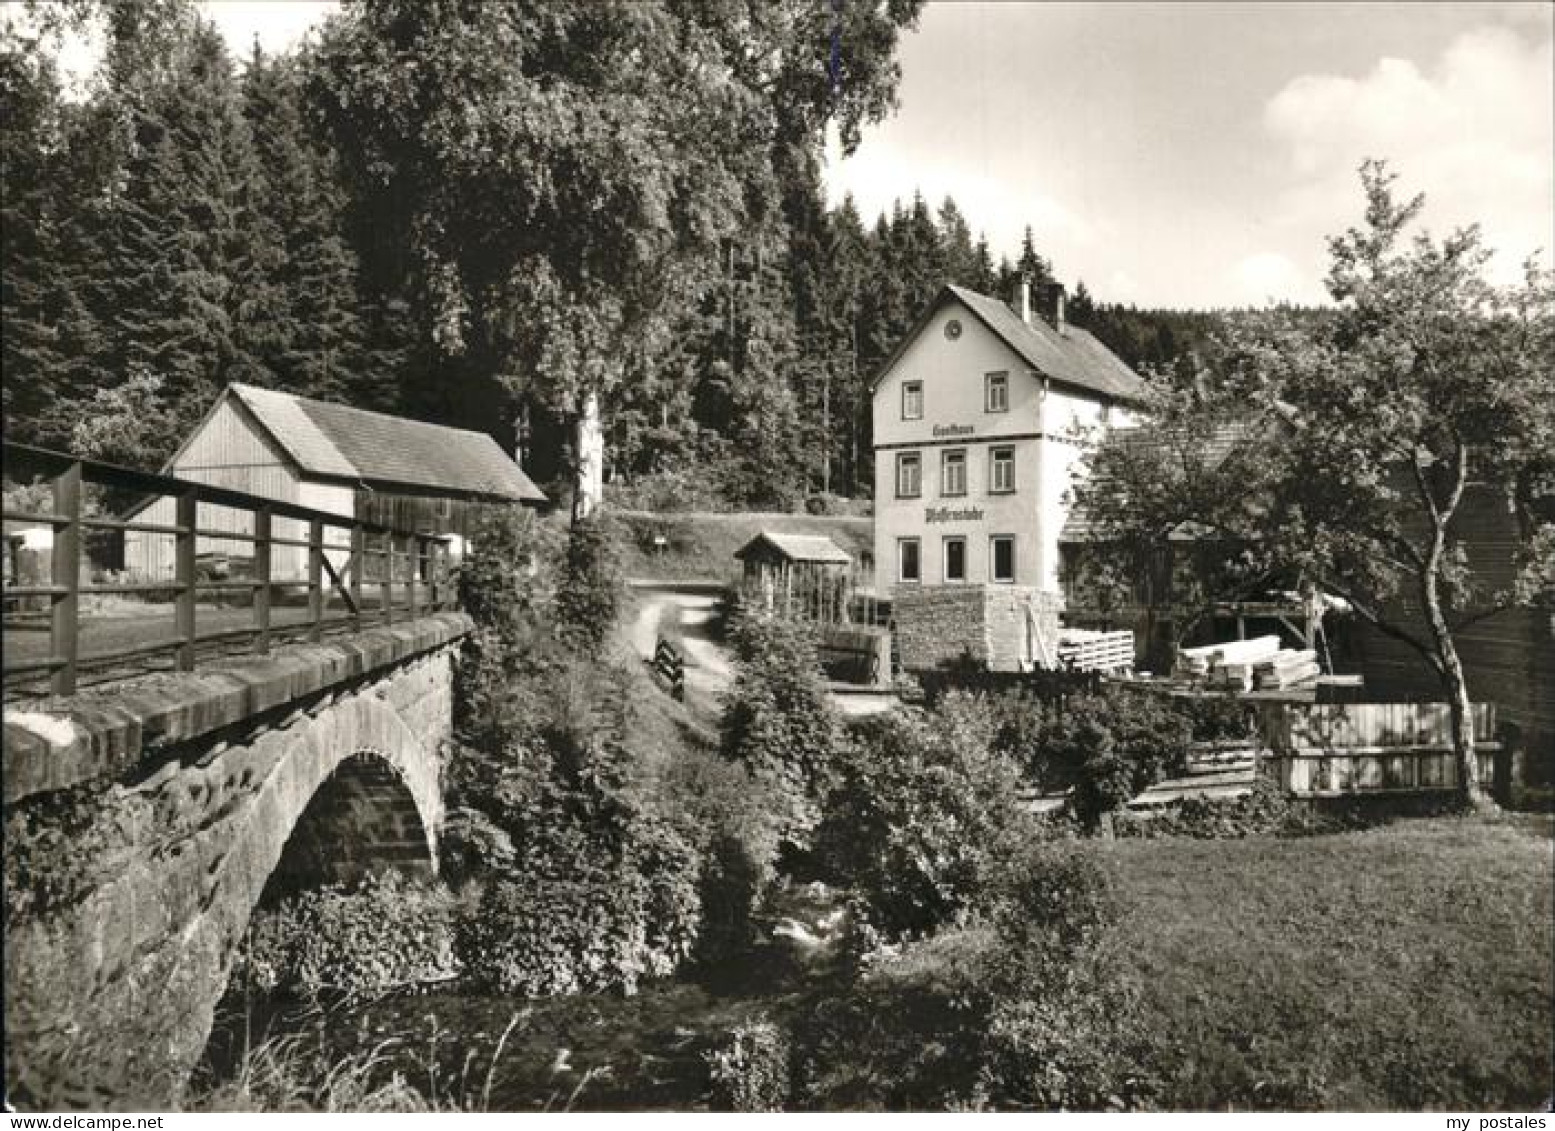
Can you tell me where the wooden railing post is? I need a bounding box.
[349,523,364,631]
[383,532,395,626]
[175,488,197,671]
[254,505,272,654]
[409,536,423,618]
[308,518,324,642]
[50,461,82,696]
[429,540,442,610]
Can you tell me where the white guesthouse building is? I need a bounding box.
[871,282,1144,668]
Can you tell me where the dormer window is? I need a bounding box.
[902,380,923,420]
[985,371,1009,413]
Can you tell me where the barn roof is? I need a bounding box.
[734,532,853,566]
[226,384,546,504]
[872,284,1147,405]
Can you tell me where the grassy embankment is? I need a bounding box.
[1093,813,1553,1110]
[610,510,872,582]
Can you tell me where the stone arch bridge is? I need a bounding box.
[3,613,467,1109]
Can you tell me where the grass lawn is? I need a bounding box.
[1092,814,1554,1110]
[610,510,873,582]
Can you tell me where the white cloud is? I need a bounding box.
[1230,252,1326,307]
[198,2,339,57]
[1263,25,1555,284]
[33,1,338,93]
[822,129,1096,264]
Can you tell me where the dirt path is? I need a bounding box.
[628,583,896,721]
[629,586,733,716]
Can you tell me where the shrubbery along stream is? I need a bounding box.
[195,509,1544,1111]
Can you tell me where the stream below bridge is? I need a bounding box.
[202,974,802,1111]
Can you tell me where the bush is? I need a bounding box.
[437,805,518,891]
[814,702,1030,939]
[793,929,998,1111]
[453,508,564,753]
[974,840,1162,1109]
[790,839,1157,1111]
[720,608,841,852]
[656,730,786,970]
[1175,691,1256,743]
[605,466,729,513]
[1114,774,1296,839]
[979,959,1161,1112]
[455,787,701,997]
[705,1016,792,1111]
[233,872,456,1003]
[985,840,1120,967]
[554,515,626,656]
[1033,689,1193,827]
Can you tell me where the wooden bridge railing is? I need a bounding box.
[2,443,458,696]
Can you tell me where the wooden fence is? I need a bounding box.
[1257,701,1499,797]
[2,443,455,697]
[734,561,883,628]
[651,636,685,700]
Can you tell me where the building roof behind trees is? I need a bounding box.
[223,383,546,503]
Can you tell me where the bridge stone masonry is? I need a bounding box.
[2,612,468,1109]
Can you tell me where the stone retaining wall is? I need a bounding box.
[893,585,1063,672]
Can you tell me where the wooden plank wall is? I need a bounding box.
[123,399,305,579]
[1261,701,1501,797]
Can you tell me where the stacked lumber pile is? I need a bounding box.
[1175,635,1321,691]
[1253,648,1320,690]
[1056,628,1134,673]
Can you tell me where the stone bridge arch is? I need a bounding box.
[3,622,461,1110]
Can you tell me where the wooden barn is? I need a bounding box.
[735,532,853,622]
[124,383,546,580]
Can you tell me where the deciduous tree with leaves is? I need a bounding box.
[1072,162,1554,804]
[311,0,920,523]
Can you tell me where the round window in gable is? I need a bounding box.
[944,318,963,340]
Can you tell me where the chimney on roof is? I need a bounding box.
[1017,276,1032,326]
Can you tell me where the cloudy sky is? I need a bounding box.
[824,2,1555,308]
[41,1,1555,311]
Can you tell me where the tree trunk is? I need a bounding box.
[572,388,604,525]
[1421,569,1492,808]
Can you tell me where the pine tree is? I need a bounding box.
[1016,224,1051,285]
[970,233,996,293]
[937,196,976,286]
[96,17,275,453]
[1069,279,1097,326]
[242,45,371,406]
[1,31,71,444]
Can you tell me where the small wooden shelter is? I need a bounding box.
[734,532,853,622]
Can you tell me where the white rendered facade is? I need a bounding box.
[871,288,1138,595]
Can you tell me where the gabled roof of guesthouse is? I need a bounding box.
[871,284,1147,405]
[178,384,547,504]
[734,532,853,566]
